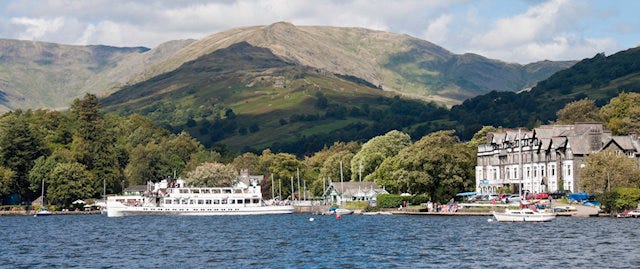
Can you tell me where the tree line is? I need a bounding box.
[0,94,475,207]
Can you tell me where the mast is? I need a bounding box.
[41,178,45,206]
[339,161,344,205]
[297,168,301,202]
[271,174,275,200]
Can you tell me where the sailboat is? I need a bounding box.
[34,178,52,217]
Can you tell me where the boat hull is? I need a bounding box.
[493,210,556,222]
[106,204,294,217]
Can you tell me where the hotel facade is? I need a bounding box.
[476,123,640,195]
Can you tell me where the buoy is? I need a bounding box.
[336,214,341,219]
[309,217,315,222]
[487,218,493,222]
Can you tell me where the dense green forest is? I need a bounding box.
[3,89,640,210]
[450,47,640,138]
[0,94,474,207]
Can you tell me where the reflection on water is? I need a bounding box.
[1,214,639,268]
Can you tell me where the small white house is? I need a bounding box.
[325,181,388,205]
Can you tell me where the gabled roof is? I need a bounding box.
[610,136,637,151]
[328,181,387,197]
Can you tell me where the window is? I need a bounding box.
[198,200,204,205]
[165,199,172,204]
[567,165,572,176]
[245,199,251,204]
[551,165,555,176]
[191,189,200,194]
[202,189,210,194]
[214,200,220,204]
[205,200,212,205]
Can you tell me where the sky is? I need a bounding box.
[0,0,638,64]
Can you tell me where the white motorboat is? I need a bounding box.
[334,208,353,215]
[492,208,556,222]
[34,208,52,217]
[106,178,294,217]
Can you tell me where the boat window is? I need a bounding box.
[221,199,228,204]
[198,200,204,204]
[181,200,188,204]
[253,199,259,204]
[202,189,210,194]
[165,200,172,204]
[230,200,236,204]
[238,199,243,204]
[214,200,220,204]
[244,199,251,204]
[234,189,242,194]
[205,200,212,204]
[224,189,232,193]
[189,200,195,204]
[192,189,200,194]
[213,189,221,194]
[180,189,189,194]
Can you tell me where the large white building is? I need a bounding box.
[476,123,640,195]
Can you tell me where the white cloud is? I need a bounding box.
[0,0,633,63]
[471,0,570,48]
[422,14,452,45]
[9,17,64,40]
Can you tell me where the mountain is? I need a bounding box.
[127,22,574,106]
[0,38,194,111]
[0,23,572,112]
[102,41,452,154]
[97,22,577,154]
[450,46,640,138]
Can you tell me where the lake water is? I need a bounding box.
[1,214,639,268]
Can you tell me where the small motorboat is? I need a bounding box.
[334,208,353,215]
[492,208,556,222]
[34,208,53,217]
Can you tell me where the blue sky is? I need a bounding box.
[0,0,637,64]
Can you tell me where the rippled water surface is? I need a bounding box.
[1,214,639,268]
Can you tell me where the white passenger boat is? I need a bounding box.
[492,208,556,222]
[106,179,294,217]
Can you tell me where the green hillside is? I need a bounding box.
[102,42,452,155]
[450,47,640,138]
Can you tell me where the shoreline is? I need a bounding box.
[0,210,102,216]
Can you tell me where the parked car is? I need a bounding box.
[502,194,522,204]
[550,190,570,199]
[526,193,549,199]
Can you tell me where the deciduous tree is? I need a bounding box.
[601,92,640,135]
[350,130,411,182]
[185,162,238,187]
[47,162,95,207]
[579,149,640,193]
[555,99,603,125]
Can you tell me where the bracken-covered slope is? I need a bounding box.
[129,22,575,107]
